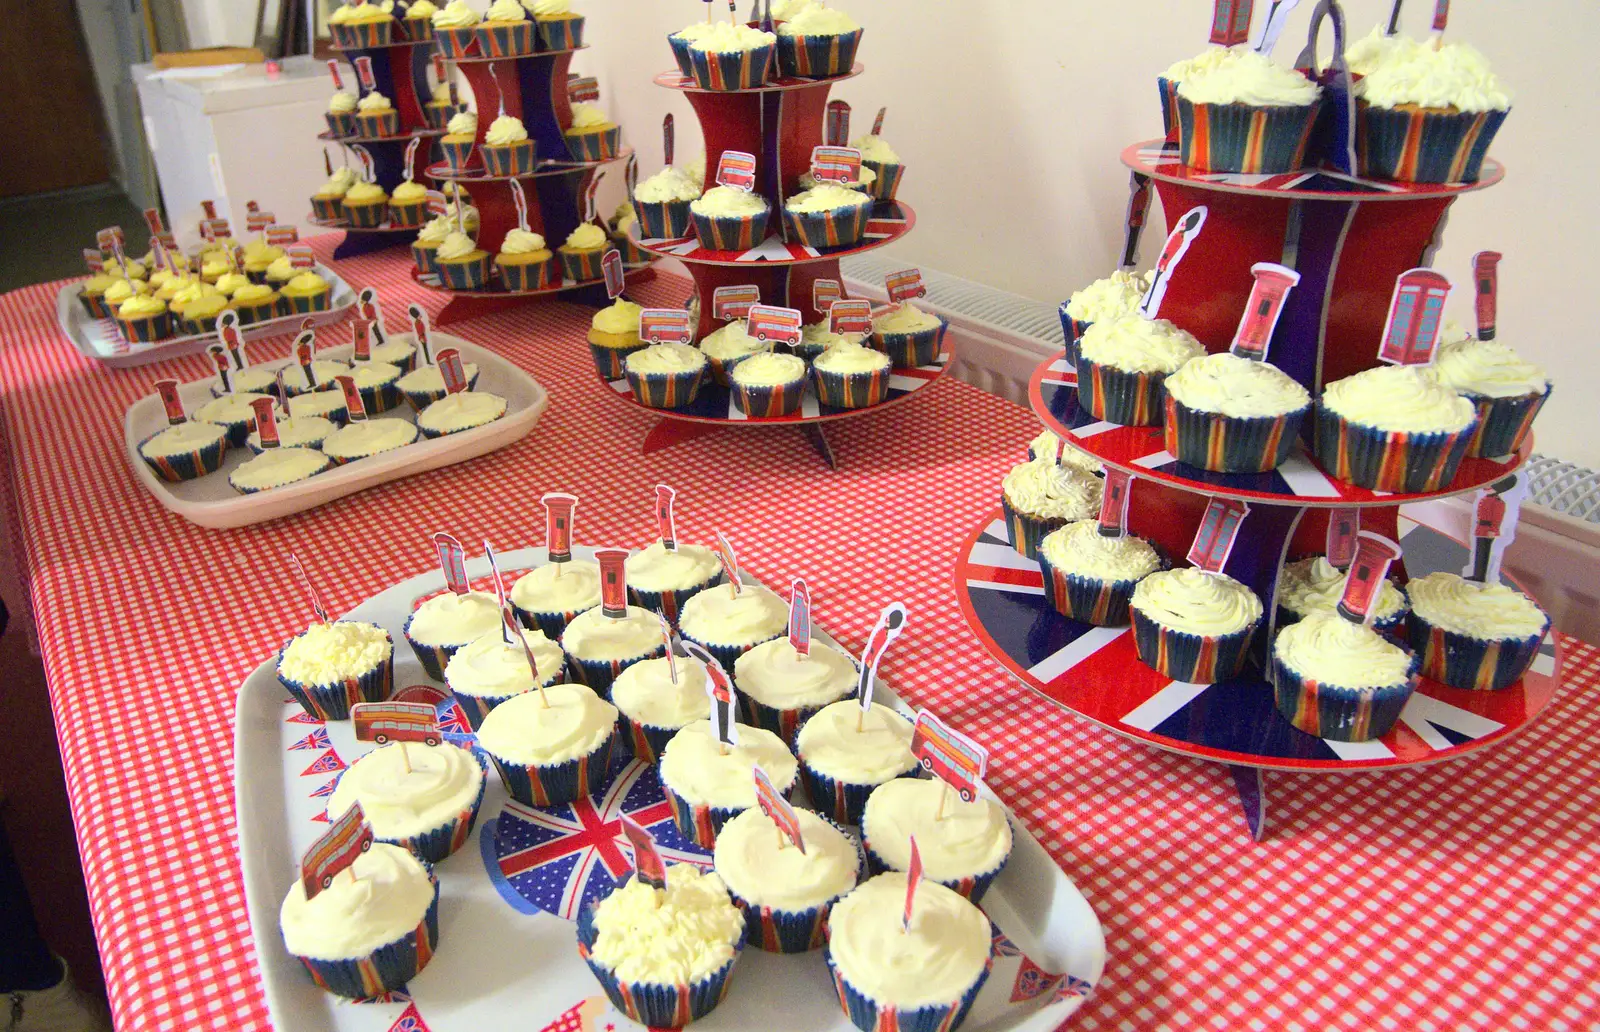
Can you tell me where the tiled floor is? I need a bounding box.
[0,183,148,293]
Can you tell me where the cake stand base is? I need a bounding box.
[429,268,656,327]
[1231,765,1269,841]
[331,229,417,261]
[640,417,838,470]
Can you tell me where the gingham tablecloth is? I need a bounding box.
[1,236,1597,1032]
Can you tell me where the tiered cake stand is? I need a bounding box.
[615,65,946,468]
[955,141,1568,840]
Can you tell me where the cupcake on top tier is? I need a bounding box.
[403,587,502,680]
[850,131,903,200]
[610,655,709,764]
[1000,453,1103,562]
[733,636,856,743]
[784,183,873,250]
[431,0,481,58]
[327,0,395,47]
[1038,520,1165,626]
[560,602,666,697]
[1315,365,1478,492]
[278,620,395,721]
[1272,611,1420,742]
[1061,269,1152,368]
[1432,323,1549,458]
[812,338,890,409]
[1076,315,1204,426]
[860,778,1012,902]
[530,0,584,50]
[796,700,917,826]
[678,583,788,671]
[632,165,701,239]
[698,319,768,384]
[668,21,717,78]
[1157,45,1238,136]
[1129,567,1263,683]
[1174,46,1321,174]
[443,624,568,731]
[625,539,721,626]
[687,22,777,92]
[326,740,485,863]
[714,806,861,954]
[478,0,536,58]
[511,559,602,638]
[690,186,771,252]
[404,0,438,42]
[775,4,862,80]
[1164,352,1312,472]
[1278,556,1409,639]
[587,298,646,379]
[1406,572,1549,692]
[476,681,618,806]
[565,103,621,162]
[658,720,798,847]
[871,302,946,368]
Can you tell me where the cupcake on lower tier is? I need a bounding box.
[445,626,569,730]
[1316,365,1479,493]
[860,777,1012,902]
[587,298,647,379]
[812,340,891,408]
[1175,46,1322,174]
[698,319,767,385]
[564,103,621,162]
[731,351,809,417]
[1353,35,1510,184]
[1163,353,1312,473]
[1277,556,1410,640]
[285,388,349,425]
[476,682,617,806]
[418,391,507,438]
[138,421,229,483]
[180,293,230,337]
[688,23,776,91]
[341,181,389,228]
[560,603,667,697]
[577,865,745,1029]
[775,6,862,79]
[277,620,395,721]
[496,229,557,292]
[871,302,946,368]
[511,559,602,639]
[1130,567,1262,683]
[1038,520,1165,627]
[714,807,861,953]
[558,222,608,283]
[228,447,330,494]
[678,583,788,672]
[80,273,119,318]
[797,701,918,826]
[658,721,798,848]
[1060,270,1152,369]
[625,342,707,410]
[611,655,710,764]
[690,186,771,252]
[783,184,873,250]
[1076,315,1204,427]
[282,270,333,314]
[850,132,903,200]
[1000,454,1103,562]
[321,418,419,465]
[195,391,273,448]
[1431,328,1550,459]
[632,165,701,239]
[625,540,720,627]
[434,231,492,291]
[733,637,856,743]
[326,741,486,863]
[279,843,439,999]
[396,361,481,411]
[1272,612,1420,742]
[354,92,400,138]
[795,322,863,364]
[228,283,281,325]
[1406,572,1549,691]
[825,873,994,1032]
[403,588,503,681]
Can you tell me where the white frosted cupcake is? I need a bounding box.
[1037,520,1165,626]
[511,560,602,638]
[730,351,810,418]
[403,588,502,680]
[417,391,507,439]
[610,655,710,764]
[860,777,1012,902]
[796,700,918,826]
[1406,572,1549,691]
[678,584,788,671]
[870,302,946,368]
[1431,327,1550,458]
[1061,270,1152,366]
[443,625,567,730]
[321,418,419,465]
[326,741,485,862]
[657,721,798,848]
[227,447,330,495]
[1163,352,1312,472]
[1277,556,1409,638]
[713,807,862,953]
[476,682,618,807]
[1076,314,1204,426]
[1129,568,1263,683]
[1174,46,1322,175]
[248,414,335,453]
[560,604,668,697]
[1272,612,1420,742]
[732,637,856,743]
[1000,455,1103,561]
[1316,365,1478,492]
[624,541,721,627]
[698,318,769,384]
[277,620,394,720]
[1025,428,1102,474]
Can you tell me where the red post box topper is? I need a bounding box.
[208,344,234,394]
[856,602,907,710]
[1335,532,1403,625]
[1432,0,1449,32]
[1210,0,1255,46]
[408,304,434,365]
[1230,263,1301,362]
[353,55,377,92]
[885,268,926,304]
[326,58,344,91]
[352,701,441,748]
[266,225,300,248]
[200,199,217,220]
[436,348,469,394]
[568,75,599,103]
[754,766,806,853]
[621,815,668,890]
[911,710,988,804]
[654,484,679,551]
[809,146,863,186]
[903,834,924,931]
[542,492,578,565]
[825,99,851,147]
[1121,172,1153,269]
[1473,250,1501,342]
[1139,206,1208,320]
[1098,468,1135,538]
[333,375,369,422]
[594,548,630,620]
[250,397,281,449]
[715,150,758,193]
[662,113,675,167]
[713,285,762,322]
[829,299,873,336]
[1377,268,1452,366]
[1325,508,1360,567]
[300,800,374,901]
[1187,498,1250,574]
[434,532,470,595]
[601,250,626,300]
[352,318,372,362]
[745,305,804,347]
[155,379,187,426]
[713,531,742,595]
[683,639,739,749]
[788,577,812,658]
[639,309,694,345]
[812,279,843,313]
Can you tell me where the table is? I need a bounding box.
[1,236,1597,1032]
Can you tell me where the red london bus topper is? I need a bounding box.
[904,835,923,931]
[825,100,851,147]
[856,602,907,712]
[639,308,694,345]
[352,318,372,362]
[436,348,468,394]
[1210,0,1254,46]
[82,248,104,273]
[1326,508,1359,567]
[621,815,668,890]
[301,801,373,900]
[830,299,873,336]
[1230,263,1301,362]
[1336,532,1403,625]
[602,250,626,299]
[352,701,441,747]
[1432,0,1450,32]
[208,344,233,394]
[713,531,742,595]
[568,75,600,103]
[250,398,280,449]
[911,711,988,803]
[1139,206,1207,320]
[1098,468,1135,538]
[425,189,448,217]
[654,484,678,551]
[143,207,165,237]
[1121,172,1152,268]
[810,146,863,185]
[662,113,675,167]
[1187,498,1250,574]
[353,55,377,91]
[434,532,469,595]
[287,245,316,271]
[683,640,739,748]
[746,305,804,347]
[1473,250,1501,342]
[713,285,762,321]
[334,375,369,423]
[716,150,758,193]
[788,577,812,658]
[754,767,805,853]
[1378,268,1452,366]
[542,492,577,564]
[594,548,629,619]
[266,224,299,248]
[885,268,926,303]
[408,304,433,364]
[813,279,843,312]
[246,210,275,234]
[155,379,187,426]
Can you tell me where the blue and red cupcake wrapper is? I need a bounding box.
[874,319,946,369]
[278,650,395,723]
[1157,76,1182,139]
[736,692,845,747]
[566,126,621,162]
[488,732,614,808]
[325,112,357,138]
[117,312,170,344]
[677,628,779,677]
[798,758,917,828]
[292,867,438,999]
[372,754,487,863]
[80,291,112,319]
[499,255,558,293]
[634,198,694,240]
[1407,614,1549,692]
[1165,396,1309,473]
[1463,387,1548,459]
[182,311,223,336]
[662,774,792,849]
[401,368,480,413]
[860,158,903,201]
[560,247,606,284]
[1038,547,1167,627]
[785,203,871,250]
[357,379,404,416]
[812,364,888,409]
[411,242,440,277]
[1077,355,1166,426]
[210,414,257,450]
[826,942,992,1032]
[476,20,536,58]
[512,601,588,641]
[343,201,388,228]
[232,297,282,325]
[688,43,774,91]
[312,195,345,222]
[562,642,667,700]
[424,102,462,130]
[481,140,537,176]
[286,289,331,315]
[589,341,648,380]
[1356,101,1508,185]
[451,667,567,732]
[1058,307,1091,371]
[627,366,706,410]
[618,712,682,766]
[667,33,695,77]
[401,612,469,682]
[138,429,228,484]
[1272,649,1420,743]
[355,110,399,139]
[692,209,770,251]
[1177,96,1319,175]
[388,200,428,228]
[401,17,434,43]
[433,25,481,59]
[728,817,863,953]
[775,28,862,79]
[629,575,719,630]
[733,376,807,418]
[999,493,1067,564]
[704,352,749,387]
[437,254,492,290]
[1313,405,1477,493]
[331,19,394,49]
[439,138,475,172]
[1130,606,1258,683]
[861,833,1009,904]
[536,15,584,51]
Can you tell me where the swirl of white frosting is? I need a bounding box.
[1026,429,1103,476]
[475,682,617,765]
[1277,557,1408,623]
[611,656,710,729]
[1002,458,1103,521]
[1131,567,1262,637]
[321,418,418,460]
[408,589,502,647]
[731,352,807,387]
[511,560,601,614]
[687,21,774,54]
[1431,338,1548,398]
[1273,611,1414,689]
[1040,521,1162,582]
[1163,44,1239,83]
[679,584,787,647]
[814,340,890,374]
[279,842,434,961]
[1321,365,1477,433]
[1177,47,1321,107]
[561,605,662,662]
[1078,315,1204,375]
[444,626,565,700]
[1407,571,1548,640]
[700,320,769,361]
[828,873,991,1009]
[625,541,719,593]
[626,342,707,375]
[280,620,391,685]
[713,807,858,911]
[691,186,770,218]
[861,778,1011,882]
[733,638,856,710]
[1066,270,1152,323]
[1355,34,1511,113]
[326,742,483,840]
[659,721,798,807]
[796,700,917,784]
[1165,352,1311,418]
[589,865,743,985]
[634,166,702,204]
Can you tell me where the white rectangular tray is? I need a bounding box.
[57,264,357,369]
[235,550,1106,1032]
[123,335,547,530]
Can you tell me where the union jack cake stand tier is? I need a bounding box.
[316,130,446,259]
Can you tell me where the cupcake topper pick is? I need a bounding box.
[911,710,988,818]
[856,603,907,721]
[403,137,421,184]
[810,146,863,186]
[351,700,441,774]
[1252,0,1304,57]
[407,304,433,365]
[82,248,103,273]
[639,309,694,345]
[654,484,679,552]
[1120,172,1153,270]
[352,318,372,363]
[288,244,317,271]
[712,532,741,597]
[142,207,164,238]
[1465,474,1528,584]
[594,548,630,621]
[903,835,923,931]
[1138,206,1207,320]
[787,577,812,659]
[830,299,872,336]
[353,55,377,94]
[218,310,245,369]
[620,815,668,892]
[872,106,887,137]
[1377,269,1452,366]
[541,492,578,567]
[584,171,605,225]
[287,552,331,624]
[754,766,805,853]
[1473,251,1502,341]
[1230,263,1301,362]
[812,279,843,313]
[300,800,373,901]
[294,332,317,390]
[682,640,739,753]
[825,101,851,148]
[246,207,275,237]
[333,374,368,423]
[325,58,344,92]
[250,398,280,449]
[662,114,675,168]
[567,75,600,104]
[712,285,761,322]
[480,540,519,645]
[602,251,626,300]
[716,151,758,193]
[657,612,679,684]
[434,532,470,595]
[356,289,387,346]
[437,348,468,395]
[1326,508,1360,567]
[201,200,218,220]
[1098,468,1135,539]
[1432,0,1449,36]
[267,224,300,247]
[1187,498,1250,574]
[207,344,233,395]
[1210,0,1254,46]
[154,379,187,426]
[1385,0,1404,34]
[509,179,531,233]
[1335,532,1403,626]
[323,148,333,177]
[885,268,926,304]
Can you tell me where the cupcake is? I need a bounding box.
[1025,428,1103,474]
[1315,365,1479,493]
[1061,270,1152,369]
[137,421,229,483]
[403,0,437,41]
[564,102,620,162]
[476,682,618,806]
[368,334,417,372]
[388,180,429,228]
[212,272,250,299]
[410,216,452,277]
[320,418,420,464]
[1076,314,1204,426]
[180,292,230,337]
[440,110,478,172]
[396,360,481,410]
[558,223,608,283]
[714,807,861,953]
[423,81,458,129]
[577,865,744,1029]
[698,319,768,384]
[403,587,503,681]
[850,132,903,200]
[1354,34,1510,184]
[795,321,862,363]
[327,0,395,47]
[587,298,646,379]
[325,90,357,137]
[1158,45,1238,137]
[610,655,710,765]
[80,273,119,317]
[625,540,721,627]
[431,0,482,58]
[434,231,492,290]
[354,91,399,138]
[733,637,855,743]
[783,183,873,250]
[797,165,877,195]
[813,339,890,408]
[871,302,946,369]
[667,21,716,77]
[1431,328,1549,459]
[560,603,668,697]
[1406,572,1550,692]
[228,283,281,325]
[658,720,798,848]
[1272,611,1421,742]
[197,255,233,285]
[1000,454,1103,561]
[531,0,584,50]
[1129,567,1263,683]
[195,391,273,447]
[283,359,352,398]
[227,447,330,494]
[1037,520,1165,626]
[860,777,1012,901]
[690,186,771,252]
[417,390,507,438]
[825,873,993,1032]
[114,294,170,343]
[282,270,333,314]
[347,361,402,415]
[1277,556,1410,640]
[476,0,536,58]
[632,165,701,239]
[326,741,485,863]
[1175,46,1322,174]
[1163,352,1312,472]
[626,342,707,410]
[511,559,601,639]
[796,701,918,826]
[444,625,568,730]
[100,278,147,317]
[495,229,557,292]
[481,113,536,175]
[277,620,395,721]
[688,22,776,92]
[774,5,861,79]
[278,843,438,999]
[286,388,350,424]
[677,583,788,672]
[730,351,808,417]
[241,237,285,281]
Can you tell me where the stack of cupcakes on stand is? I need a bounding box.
[999,443,1103,562]
[1060,269,1151,369]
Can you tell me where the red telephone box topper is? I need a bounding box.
[1433,0,1450,32]
[434,532,469,595]
[542,492,577,564]
[594,548,629,619]
[911,710,988,803]
[300,801,373,901]
[621,815,668,891]
[754,766,806,853]
[353,55,376,91]
[856,602,907,711]
[1325,508,1359,567]
[745,305,804,347]
[352,318,372,362]
[334,375,368,422]
[1473,250,1502,342]
[830,299,872,336]
[713,531,741,595]
[1378,268,1452,367]
[1210,0,1255,46]
[155,379,187,426]
[1187,498,1250,574]
[825,100,851,147]
[713,285,762,321]
[654,484,678,552]
[602,250,626,299]
[787,577,812,658]
[436,348,468,394]
[250,398,281,449]
[1098,468,1135,538]
[1336,532,1403,626]
[715,150,758,193]
[1230,263,1301,362]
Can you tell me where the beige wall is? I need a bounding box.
[578,0,1598,466]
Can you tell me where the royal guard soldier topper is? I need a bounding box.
[207,344,233,395]
[1335,532,1403,626]
[1187,498,1250,574]
[1121,172,1152,269]
[1139,206,1207,320]
[1464,474,1527,584]
[654,484,679,552]
[1230,263,1301,362]
[408,304,433,365]
[594,548,630,620]
[1378,268,1452,366]
[856,602,908,713]
[542,492,578,566]
[681,639,739,751]
[1473,250,1502,341]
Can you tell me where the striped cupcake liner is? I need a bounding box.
[1356,102,1508,185]
[1078,355,1165,427]
[411,243,440,277]
[733,375,808,417]
[613,233,653,266]
[776,28,862,79]
[1057,308,1091,371]
[401,369,480,412]
[678,628,780,677]
[388,200,427,228]
[826,942,992,1032]
[688,43,774,91]
[433,26,481,59]
[401,610,478,682]
[401,18,434,43]
[536,15,584,50]
[117,312,170,344]
[784,203,871,250]
[692,209,770,251]
[330,20,394,49]
[999,494,1069,564]
[369,755,488,863]
[861,835,1009,905]
[589,340,648,380]
[1038,549,1167,627]
[451,667,568,732]
[860,158,903,201]
[662,773,793,849]
[793,339,830,364]
[628,575,719,630]
[560,247,606,284]
[875,320,946,369]
[668,33,695,76]
[325,112,357,138]
[1166,396,1309,473]
[437,254,492,290]
[357,379,404,415]
[210,415,257,450]
[476,20,536,58]
[487,733,614,808]
[424,103,462,130]
[704,352,749,387]
[812,365,888,409]
[798,759,917,828]
[736,692,844,747]
[278,651,395,723]
[1177,96,1319,175]
[1313,405,1476,493]
[343,202,388,229]
[511,601,588,640]
[1407,614,1549,692]
[634,198,694,239]
[566,126,621,162]
[499,256,558,292]
[728,817,863,953]
[577,879,744,1028]
[1157,76,1181,139]
[481,141,537,176]
[627,366,706,410]
[181,312,224,337]
[80,292,112,319]
[312,195,345,222]
[292,869,438,999]
[1276,604,1409,644]
[138,429,228,484]
[440,138,475,173]
[1130,606,1258,683]
[1464,387,1548,459]
[618,712,682,765]
[1272,650,1420,743]
[232,298,282,325]
[562,642,667,700]
[356,111,399,139]
[286,290,331,315]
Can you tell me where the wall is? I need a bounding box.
[570,0,1597,466]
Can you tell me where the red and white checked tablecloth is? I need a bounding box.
[0,236,1597,1032]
